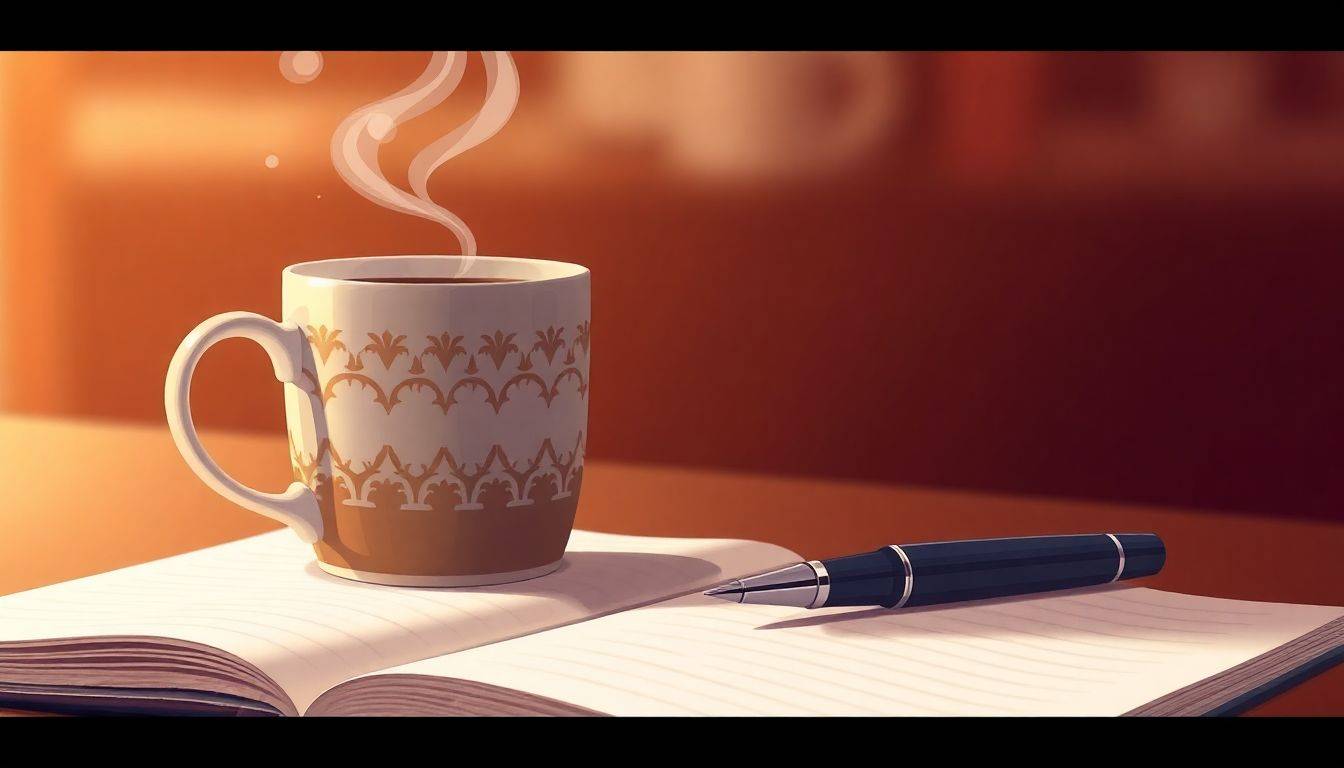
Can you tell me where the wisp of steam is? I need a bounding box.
[330,51,519,257]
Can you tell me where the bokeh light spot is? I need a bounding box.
[279,51,323,84]
[265,154,280,168]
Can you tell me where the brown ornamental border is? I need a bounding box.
[305,321,591,372]
[289,432,585,512]
[298,322,589,414]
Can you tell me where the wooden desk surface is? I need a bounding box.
[2,414,1342,716]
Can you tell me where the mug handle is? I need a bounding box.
[165,311,323,544]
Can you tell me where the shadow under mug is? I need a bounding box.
[166,255,592,586]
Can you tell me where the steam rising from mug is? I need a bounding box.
[330,51,520,257]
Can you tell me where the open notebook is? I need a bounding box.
[1,530,1341,716]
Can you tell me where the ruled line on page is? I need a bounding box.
[602,629,1017,709]
[1053,596,1255,626]
[623,617,1084,697]
[909,617,1162,662]
[1089,591,1272,616]
[825,619,1132,679]
[1004,601,1232,637]
[639,609,1138,676]
[378,588,1344,716]
[489,659,747,716]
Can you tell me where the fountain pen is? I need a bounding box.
[704,533,1165,609]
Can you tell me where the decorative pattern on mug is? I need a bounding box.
[289,432,585,515]
[299,322,589,414]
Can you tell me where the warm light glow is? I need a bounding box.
[0,54,9,409]
[4,50,1344,529]
[69,90,337,172]
[67,87,562,179]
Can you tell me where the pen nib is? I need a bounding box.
[703,580,745,602]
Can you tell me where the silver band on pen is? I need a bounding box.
[888,544,914,608]
[1106,533,1125,583]
[806,560,830,608]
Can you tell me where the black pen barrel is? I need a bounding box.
[822,533,1165,609]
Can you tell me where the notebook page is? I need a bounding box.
[376,587,1344,715]
[0,529,797,713]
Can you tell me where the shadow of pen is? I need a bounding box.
[752,582,1135,632]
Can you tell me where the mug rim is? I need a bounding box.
[284,255,589,287]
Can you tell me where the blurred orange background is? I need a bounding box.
[2,51,1342,520]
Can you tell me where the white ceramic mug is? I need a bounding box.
[166,255,591,586]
